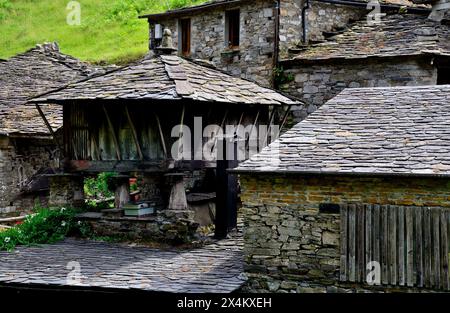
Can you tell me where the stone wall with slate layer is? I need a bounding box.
[239,174,450,293]
[280,56,438,121]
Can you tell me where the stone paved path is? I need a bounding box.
[0,238,245,293]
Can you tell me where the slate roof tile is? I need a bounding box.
[235,85,450,177]
[0,43,105,137]
[287,14,449,62]
[140,0,428,19]
[31,53,299,106]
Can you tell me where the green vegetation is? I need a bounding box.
[0,207,92,251]
[84,172,115,199]
[84,172,116,210]
[0,0,205,64]
[273,66,294,88]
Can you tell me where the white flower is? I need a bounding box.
[77,221,82,226]
[61,221,67,227]
[4,237,10,243]
[60,207,66,213]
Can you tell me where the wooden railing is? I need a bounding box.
[340,204,450,290]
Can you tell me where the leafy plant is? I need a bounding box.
[273,66,294,88]
[0,207,92,251]
[84,172,115,199]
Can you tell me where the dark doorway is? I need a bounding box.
[437,67,450,85]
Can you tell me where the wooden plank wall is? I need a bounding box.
[340,204,450,290]
[65,103,267,163]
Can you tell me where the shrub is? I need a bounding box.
[84,172,115,199]
[0,208,92,251]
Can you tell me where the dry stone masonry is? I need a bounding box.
[239,174,450,292]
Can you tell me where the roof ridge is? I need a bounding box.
[4,42,104,77]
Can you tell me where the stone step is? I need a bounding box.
[101,208,124,218]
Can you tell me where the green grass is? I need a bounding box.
[0,0,205,64]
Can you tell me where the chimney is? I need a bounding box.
[36,42,60,53]
[155,28,177,55]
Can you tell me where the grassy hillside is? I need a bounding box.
[0,0,205,64]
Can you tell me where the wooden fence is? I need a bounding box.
[340,204,450,290]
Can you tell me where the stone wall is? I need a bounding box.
[79,209,199,244]
[150,0,276,87]
[281,56,438,121]
[279,0,303,56]
[279,1,366,57]
[49,175,85,208]
[239,173,450,292]
[0,136,58,214]
[149,0,368,85]
[305,2,366,43]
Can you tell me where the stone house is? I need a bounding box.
[0,43,102,215]
[234,85,450,292]
[139,0,441,115]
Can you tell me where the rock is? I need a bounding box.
[266,280,280,291]
[280,280,298,290]
[322,231,339,246]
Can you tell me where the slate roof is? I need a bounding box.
[0,43,105,137]
[31,53,299,106]
[235,85,450,177]
[286,14,450,62]
[140,0,428,19]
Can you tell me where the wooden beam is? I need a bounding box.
[237,111,244,129]
[211,108,229,153]
[65,160,166,173]
[124,105,144,161]
[154,112,168,158]
[274,105,292,139]
[102,105,122,161]
[35,104,62,151]
[233,111,245,139]
[263,105,276,147]
[91,134,102,161]
[178,104,186,159]
[71,137,79,161]
[246,109,260,151]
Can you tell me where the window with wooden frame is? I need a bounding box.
[225,9,240,48]
[180,18,191,56]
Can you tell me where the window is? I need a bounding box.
[180,18,191,56]
[225,9,240,48]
